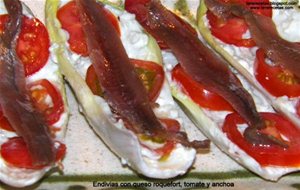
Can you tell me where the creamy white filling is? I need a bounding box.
[0,158,50,188]
[272,3,300,41]
[0,130,16,145]
[142,144,195,169]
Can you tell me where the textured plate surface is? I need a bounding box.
[0,0,300,189]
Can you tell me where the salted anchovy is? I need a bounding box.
[205,0,300,78]
[75,0,209,149]
[0,0,54,166]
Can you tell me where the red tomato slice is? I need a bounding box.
[86,59,165,102]
[206,0,272,47]
[1,137,66,169]
[207,12,255,47]
[130,59,165,101]
[155,140,176,157]
[254,48,300,98]
[155,118,181,157]
[86,65,103,97]
[0,107,14,132]
[0,15,50,76]
[0,80,64,132]
[172,64,234,111]
[57,1,120,56]
[28,79,64,125]
[125,0,198,50]
[223,112,300,166]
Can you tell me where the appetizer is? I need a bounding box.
[0,0,68,187]
[45,0,209,179]
[198,0,300,127]
[125,0,300,181]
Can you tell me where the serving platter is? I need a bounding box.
[1,0,300,189]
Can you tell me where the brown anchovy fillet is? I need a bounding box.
[75,0,209,150]
[125,0,289,147]
[0,0,54,166]
[205,0,300,78]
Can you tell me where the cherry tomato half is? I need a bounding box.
[28,79,64,125]
[1,137,66,169]
[57,0,120,56]
[254,48,300,98]
[0,15,50,76]
[86,59,165,102]
[0,80,64,132]
[223,112,300,166]
[172,64,234,111]
[206,0,272,47]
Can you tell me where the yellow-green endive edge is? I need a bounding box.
[45,0,197,179]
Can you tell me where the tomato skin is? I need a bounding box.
[57,1,120,56]
[144,118,179,157]
[207,12,256,47]
[86,65,103,96]
[254,48,300,98]
[0,14,8,34]
[125,0,150,24]
[172,64,234,111]
[206,0,272,47]
[155,140,175,157]
[57,1,87,56]
[0,15,50,76]
[17,17,50,76]
[0,108,14,131]
[28,79,64,125]
[223,112,300,166]
[0,80,64,132]
[86,59,165,102]
[130,59,165,101]
[1,137,66,169]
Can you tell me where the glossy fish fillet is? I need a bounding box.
[0,0,54,166]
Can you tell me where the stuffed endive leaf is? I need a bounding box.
[45,0,209,179]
